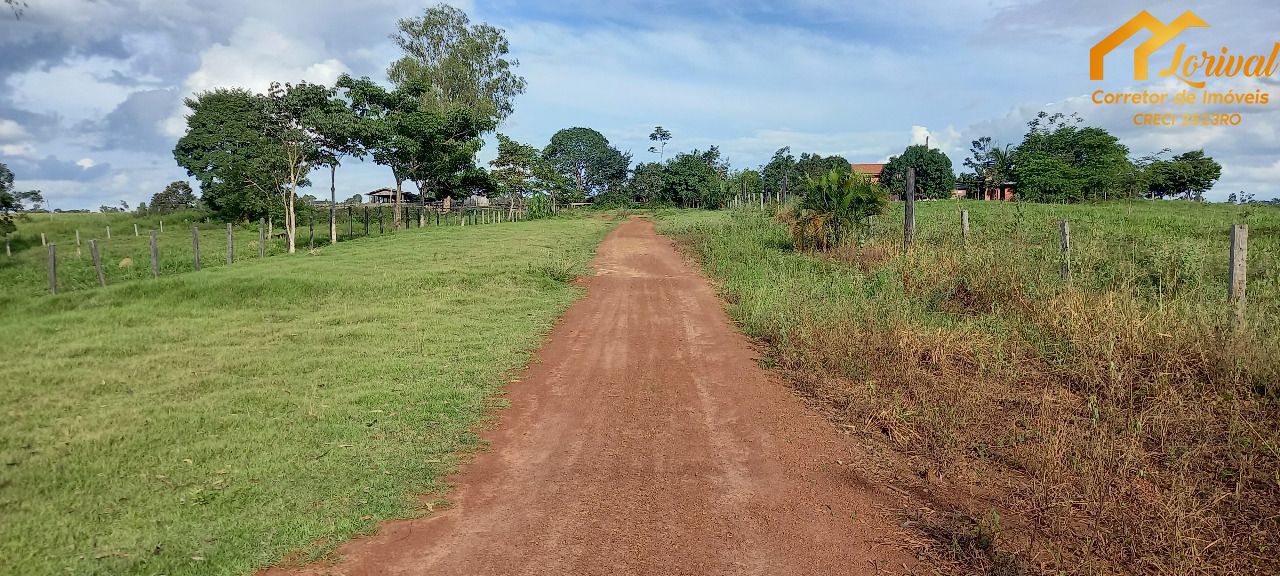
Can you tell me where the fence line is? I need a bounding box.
[26,203,532,297]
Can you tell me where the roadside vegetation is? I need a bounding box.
[0,216,612,576]
[658,200,1279,575]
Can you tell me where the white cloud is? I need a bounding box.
[161,18,351,138]
[0,119,28,141]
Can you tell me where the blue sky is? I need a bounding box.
[0,0,1276,209]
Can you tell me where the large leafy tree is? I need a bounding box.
[150,181,198,213]
[542,127,630,201]
[1012,112,1133,203]
[174,88,287,223]
[761,147,800,199]
[880,145,957,200]
[490,134,570,215]
[661,147,728,208]
[796,153,852,183]
[1144,149,1221,201]
[339,74,493,225]
[388,4,526,123]
[264,81,341,253]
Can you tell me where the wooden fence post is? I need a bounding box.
[226,223,234,264]
[903,167,916,253]
[1059,220,1071,286]
[308,207,315,249]
[1229,224,1248,326]
[40,232,46,246]
[75,229,82,258]
[347,205,353,239]
[134,223,139,237]
[90,239,105,287]
[46,244,57,294]
[379,206,385,234]
[159,220,164,233]
[961,210,970,244]
[364,206,370,235]
[149,231,159,278]
[192,226,201,271]
[106,225,111,239]
[258,218,266,258]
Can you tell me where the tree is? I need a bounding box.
[344,194,364,204]
[490,134,570,216]
[660,147,727,207]
[796,153,852,183]
[1144,149,1221,200]
[1011,111,1133,203]
[0,163,17,234]
[648,126,672,160]
[761,147,800,199]
[961,136,1015,200]
[880,145,957,200]
[339,74,493,226]
[388,4,526,123]
[174,88,287,223]
[543,127,630,201]
[265,81,342,253]
[788,169,888,251]
[150,181,198,213]
[310,85,366,243]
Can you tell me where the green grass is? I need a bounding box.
[0,215,613,576]
[0,206,464,303]
[657,200,1280,574]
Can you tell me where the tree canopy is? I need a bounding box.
[1144,149,1222,200]
[880,145,956,200]
[149,181,199,213]
[388,3,526,123]
[542,127,630,200]
[1011,112,1133,203]
[173,88,287,222]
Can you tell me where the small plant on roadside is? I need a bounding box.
[785,168,887,251]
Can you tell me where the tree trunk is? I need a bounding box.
[285,187,296,254]
[329,164,337,244]
[393,178,403,230]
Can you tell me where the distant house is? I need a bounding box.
[850,163,886,184]
[955,182,1017,201]
[365,188,420,204]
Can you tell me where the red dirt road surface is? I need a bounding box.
[265,218,916,576]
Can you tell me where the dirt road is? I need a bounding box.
[266,218,915,575]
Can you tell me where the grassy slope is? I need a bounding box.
[0,216,612,576]
[657,200,1279,575]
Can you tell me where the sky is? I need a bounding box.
[1,0,1277,209]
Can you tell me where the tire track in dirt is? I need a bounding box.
[262,217,917,576]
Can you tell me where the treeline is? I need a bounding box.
[959,111,1223,202]
[171,4,523,253]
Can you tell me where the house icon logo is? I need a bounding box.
[1090,10,1209,81]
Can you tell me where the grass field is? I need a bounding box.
[657,200,1279,575]
[0,215,612,576]
[0,205,476,303]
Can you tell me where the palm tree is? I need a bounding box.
[789,168,888,251]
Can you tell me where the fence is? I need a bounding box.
[12,203,530,297]
[732,167,1255,328]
